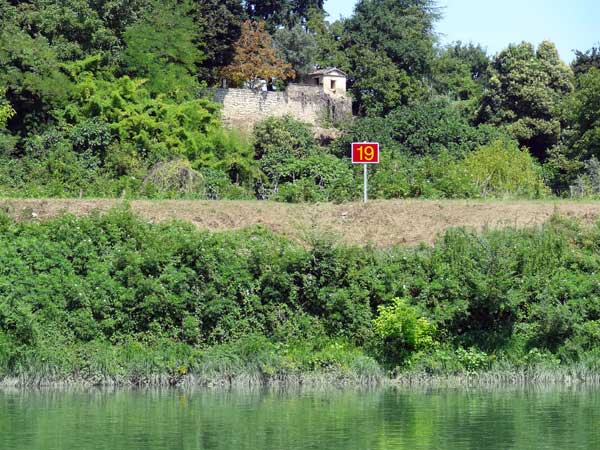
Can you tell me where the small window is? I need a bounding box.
[330,80,336,90]
[314,78,320,85]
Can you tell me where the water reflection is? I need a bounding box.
[0,386,598,450]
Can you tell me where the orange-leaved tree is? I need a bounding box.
[221,20,295,89]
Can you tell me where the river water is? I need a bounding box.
[1,386,598,449]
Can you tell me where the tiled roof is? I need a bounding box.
[308,67,347,77]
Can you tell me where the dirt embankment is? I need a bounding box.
[2,199,600,247]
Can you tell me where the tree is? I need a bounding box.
[0,88,17,152]
[196,0,245,84]
[348,48,422,116]
[306,10,350,72]
[10,0,149,61]
[244,0,324,29]
[273,25,318,76]
[343,0,440,115]
[334,98,509,159]
[346,0,438,74]
[548,67,600,189]
[122,0,204,99]
[572,46,600,78]
[568,68,600,160]
[0,23,71,136]
[433,42,489,102]
[60,70,221,169]
[477,41,574,160]
[221,20,294,89]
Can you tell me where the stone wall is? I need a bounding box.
[214,84,352,132]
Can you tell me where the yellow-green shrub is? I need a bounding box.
[373,298,437,366]
[463,140,549,198]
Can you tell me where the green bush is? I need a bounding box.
[0,210,599,381]
[463,140,549,198]
[373,298,437,366]
[334,99,510,159]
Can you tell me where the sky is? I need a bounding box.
[323,0,600,62]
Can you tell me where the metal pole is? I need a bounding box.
[363,163,368,203]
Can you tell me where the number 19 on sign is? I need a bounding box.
[352,142,380,203]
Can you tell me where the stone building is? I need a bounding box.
[214,68,352,132]
[306,68,348,96]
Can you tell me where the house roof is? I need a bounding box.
[308,67,347,78]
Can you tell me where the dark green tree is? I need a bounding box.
[10,0,149,61]
[343,0,440,115]
[572,46,600,78]
[477,41,574,159]
[306,10,350,71]
[346,0,438,74]
[244,0,324,29]
[568,68,600,160]
[548,67,600,189]
[274,25,319,76]
[0,21,71,137]
[347,48,423,116]
[433,42,489,101]
[122,0,204,98]
[196,0,245,84]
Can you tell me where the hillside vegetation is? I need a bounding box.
[1,1,599,201]
[1,209,600,385]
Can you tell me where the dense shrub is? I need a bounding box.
[0,210,600,378]
[463,140,549,198]
[334,99,510,159]
[143,159,203,195]
[373,298,437,366]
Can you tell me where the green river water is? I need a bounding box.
[1,386,598,449]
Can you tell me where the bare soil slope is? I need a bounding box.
[2,199,600,247]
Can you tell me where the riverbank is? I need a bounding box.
[1,208,600,389]
[2,357,600,388]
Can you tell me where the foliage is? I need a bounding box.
[253,116,353,201]
[373,298,437,366]
[143,159,203,194]
[0,21,72,134]
[196,0,245,83]
[272,153,355,202]
[463,140,549,198]
[572,46,600,77]
[306,10,350,71]
[253,115,316,160]
[347,48,423,117]
[1,211,600,381]
[243,0,324,30]
[121,0,204,99]
[62,72,221,165]
[432,42,489,117]
[343,0,439,114]
[0,88,15,129]
[569,157,600,198]
[9,0,148,61]
[335,99,510,158]
[273,25,319,77]
[1,0,599,200]
[253,115,315,182]
[566,68,600,163]
[477,41,574,159]
[367,151,477,199]
[221,20,295,89]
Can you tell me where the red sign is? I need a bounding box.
[352,142,380,164]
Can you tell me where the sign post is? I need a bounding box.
[351,142,380,203]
